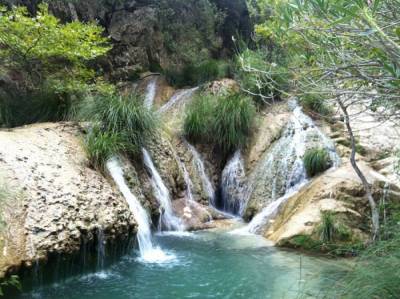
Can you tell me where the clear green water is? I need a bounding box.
[19,229,347,299]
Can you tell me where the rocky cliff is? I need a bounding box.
[0,0,251,80]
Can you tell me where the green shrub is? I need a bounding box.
[300,94,332,117]
[303,148,332,177]
[84,127,129,170]
[184,92,255,156]
[165,59,232,87]
[79,93,157,155]
[184,93,215,142]
[213,93,256,154]
[0,4,111,128]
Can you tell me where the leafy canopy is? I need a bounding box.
[0,4,110,64]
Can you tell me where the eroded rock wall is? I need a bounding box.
[0,123,136,276]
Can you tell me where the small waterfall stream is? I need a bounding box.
[159,87,199,113]
[185,142,215,205]
[106,158,174,263]
[144,78,158,109]
[241,101,340,234]
[142,148,184,231]
[220,150,247,215]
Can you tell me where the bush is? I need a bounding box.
[79,93,157,154]
[303,148,332,177]
[165,59,231,87]
[213,93,256,154]
[80,94,157,167]
[300,94,332,117]
[184,92,256,155]
[184,93,215,142]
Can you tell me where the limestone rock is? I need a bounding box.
[0,123,136,277]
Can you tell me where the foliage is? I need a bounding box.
[236,48,288,105]
[184,92,256,155]
[395,150,400,177]
[80,93,157,167]
[303,148,331,177]
[0,4,112,127]
[84,127,128,171]
[249,0,400,115]
[165,59,232,87]
[318,211,336,243]
[213,93,256,154]
[299,94,332,118]
[0,275,21,297]
[328,227,400,298]
[184,93,215,142]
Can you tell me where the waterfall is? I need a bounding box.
[142,148,184,231]
[106,158,174,263]
[185,142,215,205]
[220,151,247,215]
[159,87,199,113]
[241,100,340,234]
[246,182,308,234]
[144,78,157,109]
[96,228,106,270]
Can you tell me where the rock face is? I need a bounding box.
[267,162,398,245]
[0,123,136,277]
[0,0,251,80]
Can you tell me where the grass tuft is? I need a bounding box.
[303,147,332,177]
[79,93,157,168]
[184,92,256,156]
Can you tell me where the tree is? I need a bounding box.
[0,4,112,126]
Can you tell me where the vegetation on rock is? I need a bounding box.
[303,148,331,177]
[80,94,157,169]
[184,92,255,155]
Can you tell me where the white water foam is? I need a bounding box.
[142,148,184,232]
[106,157,176,263]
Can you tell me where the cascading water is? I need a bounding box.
[220,150,247,215]
[142,148,184,231]
[240,100,340,234]
[106,157,174,263]
[185,142,215,205]
[144,78,158,109]
[159,87,199,113]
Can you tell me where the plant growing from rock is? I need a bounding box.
[184,93,215,142]
[184,92,256,156]
[299,94,332,118]
[80,93,157,169]
[303,148,332,177]
[213,93,256,155]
